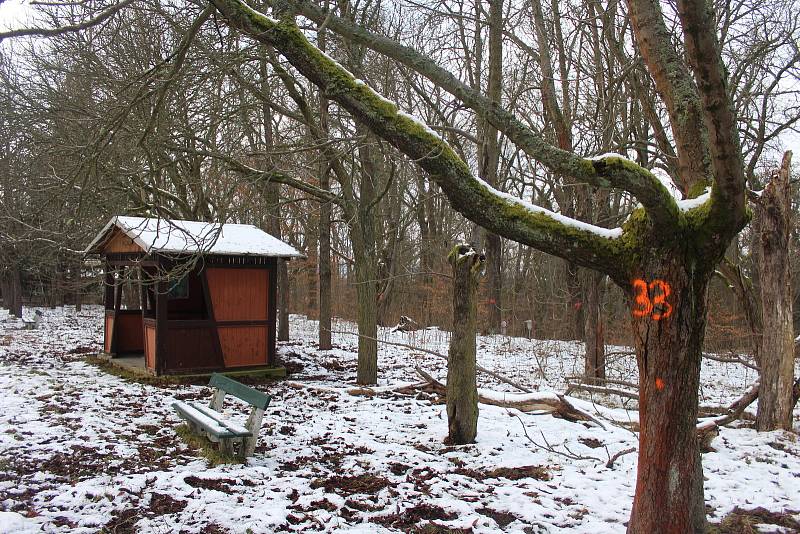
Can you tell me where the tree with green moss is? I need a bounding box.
[208,1,751,530]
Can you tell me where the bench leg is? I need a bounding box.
[242,407,265,458]
[220,438,235,457]
[209,389,226,411]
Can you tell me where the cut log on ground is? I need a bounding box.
[415,367,605,427]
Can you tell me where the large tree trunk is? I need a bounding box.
[446,244,483,444]
[318,179,332,349]
[305,230,319,319]
[584,270,605,382]
[74,260,83,312]
[278,261,290,342]
[317,23,332,351]
[755,152,794,431]
[1,267,23,318]
[352,233,378,385]
[628,257,710,534]
[478,0,503,334]
[566,263,585,339]
[352,128,381,385]
[258,54,290,343]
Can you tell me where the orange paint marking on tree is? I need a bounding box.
[631,278,673,321]
[632,279,653,318]
[655,377,665,391]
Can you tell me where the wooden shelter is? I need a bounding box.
[85,216,302,375]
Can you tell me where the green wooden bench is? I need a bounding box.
[172,373,271,458]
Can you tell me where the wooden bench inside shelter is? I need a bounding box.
[172,373,271,458]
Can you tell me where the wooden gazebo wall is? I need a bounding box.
[103,251,277,375]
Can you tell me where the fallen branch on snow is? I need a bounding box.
[696,382,760,445]
[327,329,534,393]
[512,413,602,463]
[564,382,639,401]
[565,376,639,390]
[605,447,636,468]
[702,351,759,372]
[415,367,606,428]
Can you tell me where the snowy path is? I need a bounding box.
[0,307,798,533]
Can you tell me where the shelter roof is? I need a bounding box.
[85,216,303,258]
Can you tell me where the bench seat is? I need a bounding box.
[172,400,252,440]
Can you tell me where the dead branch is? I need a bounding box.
[565,376,639,390]
[696,383,760,444]
[605,447,636,468]
[512,414,602,463]
[564,382,639,401]
[0,0,136,41]
[702,351,759,372]
[415,367,605,427]
[329,329,534,393]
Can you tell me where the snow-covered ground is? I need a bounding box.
[0,306,798,533]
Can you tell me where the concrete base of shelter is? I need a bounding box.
[97,352,286,379]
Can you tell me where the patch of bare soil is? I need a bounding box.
[343,497,383,512]
[279,354,304,375]
[388,461,411,475]
[178,523,228,534]
[476,507,519,528]
[104,508,140,534]
[277,455,314,471]
[713,506,800,533]
[148,493,187,516]
[310,473,391,495]
[454,465,551,482]
[289,497,339,513]
[578,437,603,449]
[39,445,112,481]
[373,503,459,531]
[183,475,256,492]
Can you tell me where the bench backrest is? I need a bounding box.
[209,373,272,410]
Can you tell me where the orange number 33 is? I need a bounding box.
[632,279,673,321]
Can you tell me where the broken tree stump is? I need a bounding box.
[446,243,484,444]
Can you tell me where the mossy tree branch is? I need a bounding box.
[675,0,748,235]
[206,0,696,281]
[274,0,682,227]
[625,0,712,195]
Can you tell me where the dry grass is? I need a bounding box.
[174,424,244,467]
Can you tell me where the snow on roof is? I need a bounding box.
[85,216,303,258]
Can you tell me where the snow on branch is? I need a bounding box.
[211,0,634,276]
[288,0,684,228]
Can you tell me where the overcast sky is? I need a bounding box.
[0,0,29,31]
[0,0,796,159]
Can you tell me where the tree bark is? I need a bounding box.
[627,258,710,534]
[584,270,605,382]
[446,244,483,444]
[479,0,503,334]
[74,260,82,312]
[352,128,380,385]
[258,53,290,343]
[317,20,332,351]
[2,266,23,318]
[278,260,290,342]
[305,226,319,319]
[352,231,378,385]
[755,151,794,431]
